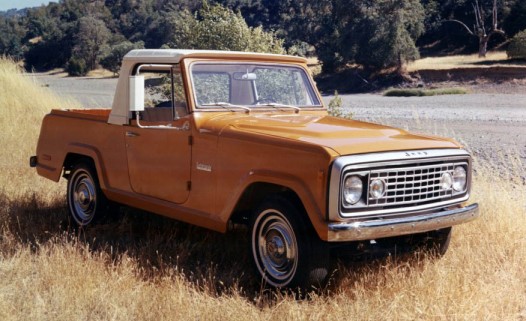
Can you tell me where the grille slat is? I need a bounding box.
[387,183,442,193]
[368,162,458,206]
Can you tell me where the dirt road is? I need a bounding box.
[322,93,526,175]
[33,73,525,175]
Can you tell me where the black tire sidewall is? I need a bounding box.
[250,195,329,289]
[67,163,103,227]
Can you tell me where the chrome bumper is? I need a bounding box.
[327,203,479,242]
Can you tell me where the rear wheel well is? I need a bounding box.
[229,182,307,226]
[62,153,95,179]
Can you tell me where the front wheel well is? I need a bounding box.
[229,182,306,225]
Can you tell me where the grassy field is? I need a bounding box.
[1,58,525,320]
[407,51,526,72]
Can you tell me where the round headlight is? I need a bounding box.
[369,179,386,199]
[343,175,363,205]
[440,172,453,190]
[452,166,467,191]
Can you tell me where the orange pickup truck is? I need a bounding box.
[31,49,479,288]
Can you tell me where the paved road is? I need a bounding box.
[32,73,117,108]
[32,73,525,174]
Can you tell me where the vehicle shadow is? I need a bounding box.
[1,193,429,304]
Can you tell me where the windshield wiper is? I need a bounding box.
[201,102,251,114]
[259,103,301,114]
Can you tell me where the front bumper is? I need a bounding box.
[327,203,479,242]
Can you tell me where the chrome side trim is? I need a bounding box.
[328,149,471,221]
[327,203,479,242]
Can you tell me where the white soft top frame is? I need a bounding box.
[108,49,307,125]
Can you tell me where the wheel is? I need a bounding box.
[408,227,452,256]
[250,195,330,289]
[424,227,452,256]
[67,163,106,227]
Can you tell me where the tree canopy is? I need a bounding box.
[0,0,523,75]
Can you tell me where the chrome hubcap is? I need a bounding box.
[70,171,97,225]
[253,210,298,285]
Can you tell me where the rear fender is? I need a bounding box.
[61,143,108,190]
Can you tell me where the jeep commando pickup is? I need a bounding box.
[31,49,479,288]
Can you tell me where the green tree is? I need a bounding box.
[100,40,145,74]
[0,16,25,59]
[72,16,111,71]
[503,0,526,37]
[446,0,505,57]
[165,2,284,54]
[352,0,425,70]
[284,0,424,72]
[507,29,526,59]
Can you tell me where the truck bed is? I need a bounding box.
[50,109,111,122]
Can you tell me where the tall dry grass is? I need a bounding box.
[406,51,521,72]
[0,58,79,203]
[1,57,525,320]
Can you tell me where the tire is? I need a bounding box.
[250,195,330,289]
[66,163,106,227]
[424,227,452,256]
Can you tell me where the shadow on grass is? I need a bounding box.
[0,192,431,303]
[469,58,526,66]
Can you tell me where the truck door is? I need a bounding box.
[124,66,192,204]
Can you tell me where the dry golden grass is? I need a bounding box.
[407,51,525,72]
[0,58,79,203]
[1,57,525,320]
[86,68,116,78]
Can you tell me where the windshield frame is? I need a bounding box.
[188,61,324,111]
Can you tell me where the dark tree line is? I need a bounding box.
[1,0,525,75]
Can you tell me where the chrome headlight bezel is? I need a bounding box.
[452,165,467,192]
[369,178,386,199]
[342,175,363,205]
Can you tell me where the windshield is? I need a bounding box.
[190,62,321,109]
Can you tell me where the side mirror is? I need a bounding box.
[129,75,145,112]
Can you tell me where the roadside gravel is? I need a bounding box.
[322,93,526,179]
[32,73,525,177]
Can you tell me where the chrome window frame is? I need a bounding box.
[188,61,323,110]
[328,149,472,222]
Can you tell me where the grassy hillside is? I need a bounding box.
[1,58,525,320]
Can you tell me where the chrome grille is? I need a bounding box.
[330,149,472,221]
[367,162,461,206]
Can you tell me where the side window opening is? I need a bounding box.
[140,66,188,122]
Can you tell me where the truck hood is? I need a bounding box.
[207,113,460,155]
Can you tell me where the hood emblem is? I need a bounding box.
[405,151,428,157]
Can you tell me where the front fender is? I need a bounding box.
[221,169,329,241]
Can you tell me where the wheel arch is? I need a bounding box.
[62,144,108,191]
[228,178,327,241]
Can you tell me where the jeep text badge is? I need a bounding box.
[196,162,212,172]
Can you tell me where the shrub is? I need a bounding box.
[383,88,468,97]
[507,29,526,59]
[327,90,352,119]
[66,57,87,76]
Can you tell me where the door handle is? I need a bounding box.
[126,131,139,137]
